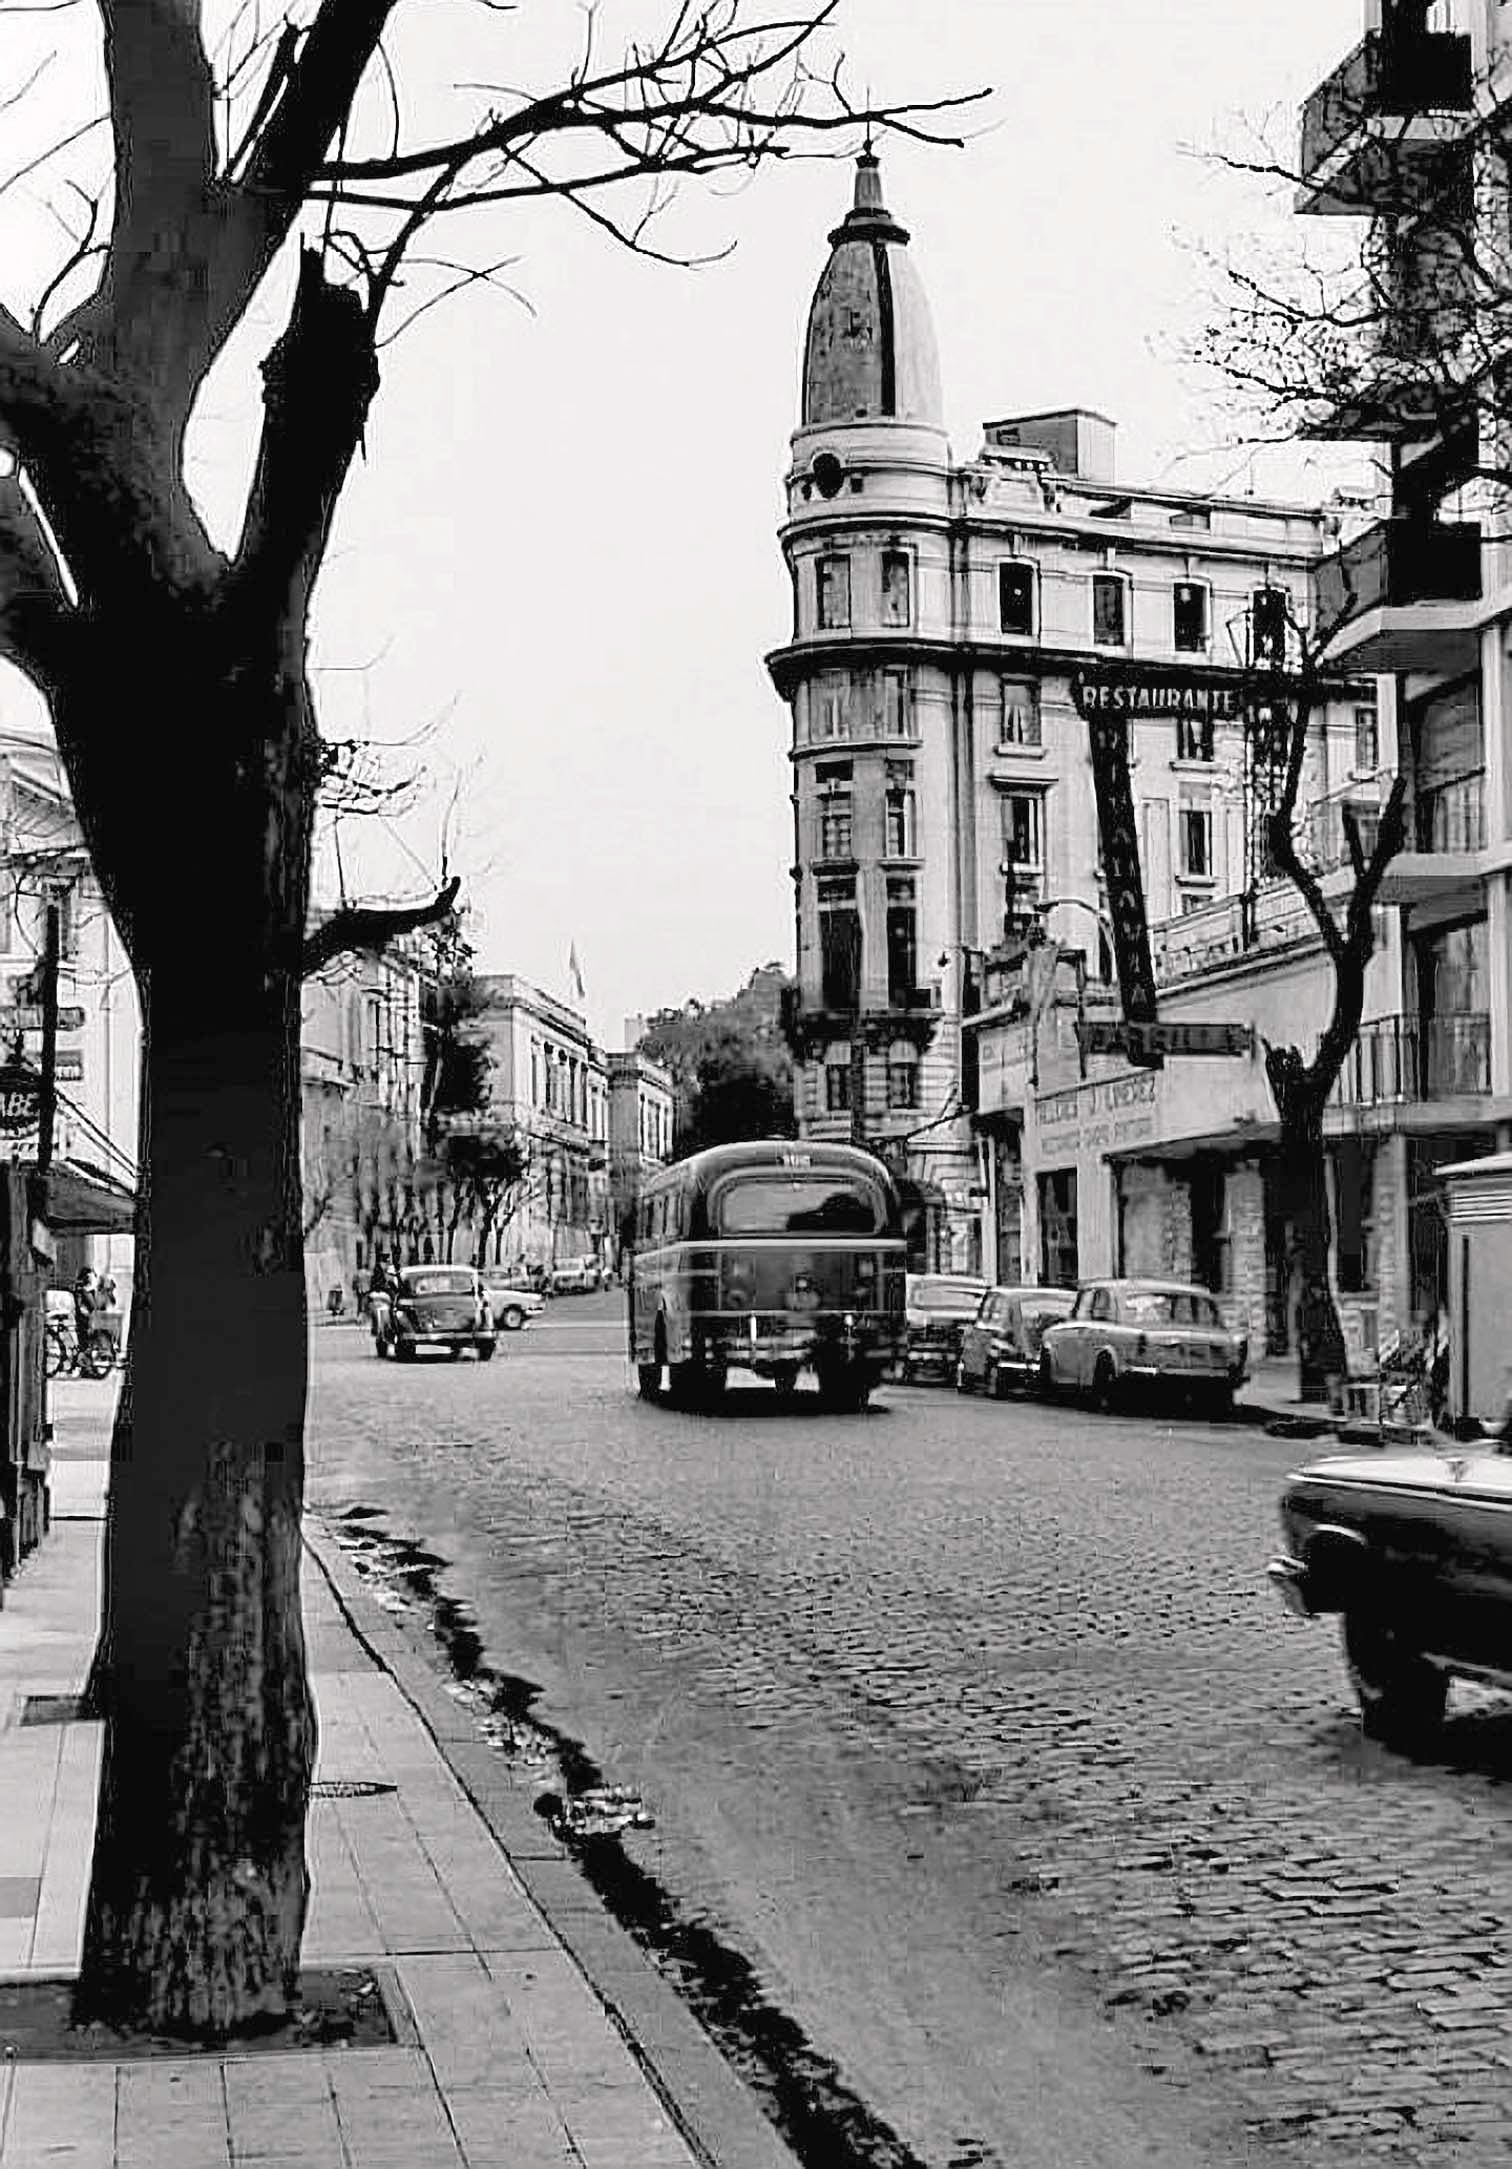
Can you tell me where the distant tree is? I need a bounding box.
[642,965,796,1152]
[421,965,494,1151]
[436,1126,532,1266]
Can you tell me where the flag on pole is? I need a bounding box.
[568,943,586,1007]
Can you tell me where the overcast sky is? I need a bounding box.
[0,0,1368,1048]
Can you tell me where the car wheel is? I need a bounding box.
[475,1339,496,1362]
[900,1356,914,1385]
[772,1366,799,1402]
[636,1361,662,1401]
[373,1331,389,1359]
[1207,1381,1235,1419]
[395,1339,416,1363]
[955,1358,971,1395]
[1343,1612,1448,1746]
[988,1360,1011,1400]
[501,1304,525,1332]
[1091,1354,1120,1413]
[1038,1352,1058,1402]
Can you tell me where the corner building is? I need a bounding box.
[769,156,1396,1332]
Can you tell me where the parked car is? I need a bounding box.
[549,1258,602,1296]
[900,1273,989,1383]
[1268,1437,1512,1745]
[956,1286,1076,1398]
[371,1265,496,1362]
[479,1271,544,1332]
[1037,1278,1248,1413]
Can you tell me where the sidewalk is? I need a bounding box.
[0,1389,799,2169]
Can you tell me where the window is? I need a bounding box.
[1173,580,1209,654]
[1038,1169,1078,1288]
[1354,704,1379,774]
[884,762,916,857]
[817,875,861,1009]
[886,1051,920,1109]
[1000,791,1044,877]
[996,678,1041,748]
[886,876,917,1005]
[825,1061,852,1113]
[817,555,851,629]
[713,1171,887,1235]
[818,786,853,860]
[878,669,912,737]
[1251,585,1288,667]
[813,671,849,741]
[880,549,912,627]
[1092,573,1128,648]
[1334,1138,1377,1294]
[1176,712,1214,762]
[1179,802,1214,880]
[998,560,1037,637]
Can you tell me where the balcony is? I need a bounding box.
[1377,768,1488,903]
[1332,1011,1491,1110]
[780,983,942,1059]
[1304,776,1387,877]
[1150,886,1318,990]
[1315,518,1482,674]
[1298,26,1473,216]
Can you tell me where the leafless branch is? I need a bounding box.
[302,875,461,979]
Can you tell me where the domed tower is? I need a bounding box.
[768,154,977,1271]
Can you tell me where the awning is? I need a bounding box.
[29,1159,137,1236]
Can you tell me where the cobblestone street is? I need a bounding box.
[308,1308,1512,2167]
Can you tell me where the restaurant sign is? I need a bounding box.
[1069,668,1251,724]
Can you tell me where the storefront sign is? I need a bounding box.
[1070,669,1249,723]
[1078,1019,1255,1060]
[1079,707,1160,1053]
[0,1064,40,1137]
[1035,1068,1160,1162]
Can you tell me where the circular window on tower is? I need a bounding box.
[811,451,845,499]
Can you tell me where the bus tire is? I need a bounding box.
[636,1363,662,1401]
[772,1366,799,1402]
[818,1360,870,1414]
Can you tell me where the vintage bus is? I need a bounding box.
[627,1139,907,1411]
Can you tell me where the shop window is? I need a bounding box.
[1179,803,1214,881]
[1173,581,1210,654]
[1039,1169,1079,1288]
[996,677,1041,748]
[998,561,1037,638]
[1092,573,1128,648]
[817,555,851,629]
[880,549,912,627]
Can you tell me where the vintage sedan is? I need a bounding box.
[372,1265,497,1362]
[956,1286,1076,1398]
[1038,1277,1248,1413]
[899,1272,989,1383]
[479,1270,545,1332]
[1269,1440,1512,1746]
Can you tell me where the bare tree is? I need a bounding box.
[0,1,979,2037]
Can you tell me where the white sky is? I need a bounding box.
[0,0,1369,1048]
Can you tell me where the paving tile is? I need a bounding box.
[391,1953,532,2090]
[443,2086,580,2169]
[6,2061,116,2151]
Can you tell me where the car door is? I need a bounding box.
[1052,1288,1093,1387]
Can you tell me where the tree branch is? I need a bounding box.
[301,876,460,980]
[0,472,77,694]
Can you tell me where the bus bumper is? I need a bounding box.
[699,1314,900,1380]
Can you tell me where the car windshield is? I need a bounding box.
[1019,1296,1073,1324]
[913,1280,987,1309]
[404,1270,475,1298]
[713,1174,887,1235]
[1120,1288,1223,1328]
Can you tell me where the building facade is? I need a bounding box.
[471,975,612,1272]
[771,155,1387,1305]
[607,1049,674,1264]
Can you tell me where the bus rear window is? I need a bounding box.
[711,1174,886,1236]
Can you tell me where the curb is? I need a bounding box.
[302,1519,801,2169]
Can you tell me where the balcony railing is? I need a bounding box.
[1300,27,1474,180]
[1304,776,1387,875]
[1150,885,1318,989]
[1333,1011,1491,1107]
[1415,769,1485,854]
[1314,518,1482,644]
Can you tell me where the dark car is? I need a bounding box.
[956,1286,1076,1398]
[900,1273,989,1384]
[371,1265,496,1362]
[1268,1439,1512,1746]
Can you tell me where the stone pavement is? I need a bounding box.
[0,1385,799,2169]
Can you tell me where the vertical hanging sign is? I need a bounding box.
[1071,675,1161,1065]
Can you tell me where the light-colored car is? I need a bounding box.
[479,1272,544,1332]
[548,1258,601,1296]
[956,1286,1076,1398]
[1037,1277,1248,1414]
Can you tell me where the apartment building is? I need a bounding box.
[470,975,613,1271]
[607,1049,674,1264]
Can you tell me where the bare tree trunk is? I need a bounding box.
[1267,1049,1348,1403]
